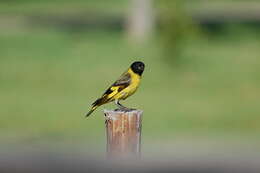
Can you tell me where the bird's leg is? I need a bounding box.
[114,100,135,111]
[115,99,127,109]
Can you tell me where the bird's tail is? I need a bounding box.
[85,105,98,117]
[85,97,106,118]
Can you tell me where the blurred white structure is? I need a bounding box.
[126,0,155,42]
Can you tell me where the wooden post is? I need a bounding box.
[104,109,143,158]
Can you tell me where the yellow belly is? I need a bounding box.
[114,70,141,100]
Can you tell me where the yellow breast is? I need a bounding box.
[115,68,141,100]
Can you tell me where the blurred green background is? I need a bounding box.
[1,0,260,154]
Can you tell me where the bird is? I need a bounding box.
[85,61,145,117]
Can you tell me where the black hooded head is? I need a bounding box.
[130,61,145,76]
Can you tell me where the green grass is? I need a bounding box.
[1,25,260,145]
[1,0,260,144]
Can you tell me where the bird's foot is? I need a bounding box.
[115,107,136,112]
[114,100,136,112]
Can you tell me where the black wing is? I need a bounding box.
[113,72,131,86]
[104,72,131,95]
[92,72,131,106]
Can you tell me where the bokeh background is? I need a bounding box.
[1,0,260,171]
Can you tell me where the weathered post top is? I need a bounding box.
[104,109,143,159]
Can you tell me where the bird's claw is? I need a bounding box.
[115,107,136,112]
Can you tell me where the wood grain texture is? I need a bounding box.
[104,109,143,158]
